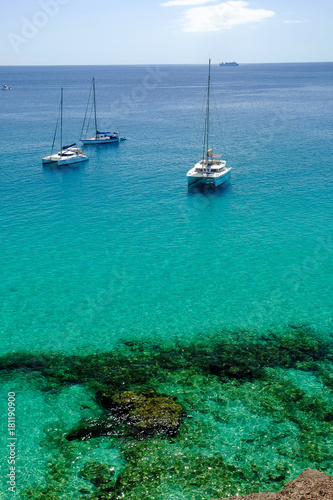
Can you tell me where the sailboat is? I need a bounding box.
[81,77,126,145]
[187,59,231,187]
[42,88,88,166]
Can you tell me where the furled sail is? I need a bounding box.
[62,143,76,150]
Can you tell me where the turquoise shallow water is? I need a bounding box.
[0,63,332,499]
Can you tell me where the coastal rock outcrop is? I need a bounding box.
[105,388,183,437]
[211,468,333,500]
[66,388,183,441]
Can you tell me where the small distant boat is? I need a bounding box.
[187,59,232,187]
[81,77,126,145]
[219,62,238,67]
[42,88,88,166]
[1,84,12,90]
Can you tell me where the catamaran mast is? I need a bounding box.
[93,77,98,138]
[60,87,63,153]
[203,59,211,160]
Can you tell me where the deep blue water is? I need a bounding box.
[0,63,332,499]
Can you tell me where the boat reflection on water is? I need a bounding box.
[187,177,231,196]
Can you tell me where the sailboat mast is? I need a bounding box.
[207,58,211,153]
[93,77,98,138]
[202,59,211,160]
[60,87,63,152]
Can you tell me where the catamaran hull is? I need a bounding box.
[42,156,57,165]
[42,155,62,165]
[57,156,88,166]
[42,155,88,166]
[187,168,231,187]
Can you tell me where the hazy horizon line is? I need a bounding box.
[1,61,332,68]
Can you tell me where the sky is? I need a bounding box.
[1,0,332,65]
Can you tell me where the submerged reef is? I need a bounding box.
[105,388,183,436]
[0,326,332,499]
[66,388,183,440]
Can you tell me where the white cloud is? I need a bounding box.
[162,0,216,6]
[165,1,275,32]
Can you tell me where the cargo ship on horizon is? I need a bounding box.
[219,61,239,66]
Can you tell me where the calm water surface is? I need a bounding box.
[0,63,332,499]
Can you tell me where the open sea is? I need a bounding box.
[0,63,332,499]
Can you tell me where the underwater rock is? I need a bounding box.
[66,389,183,441]
[79,460,114,487]
[209,360,262,380]
[102,389,147,411]
[66,414,118,441]
[107,388,183,437]
[21,485,62,500]
[209,363,223,375]
[211,468,333,500]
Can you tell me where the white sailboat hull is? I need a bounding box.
[42,155,58,165]
[57,154,88,166]
[42,149,88,166]
[187,163,232,187]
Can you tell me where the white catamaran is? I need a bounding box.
[187,60,231,187]
[42,88,88,166]
[81,77,126,145]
